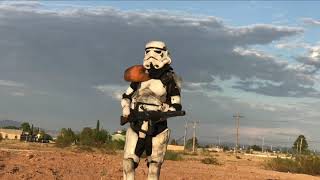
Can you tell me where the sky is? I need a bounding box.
[0,1,320,150]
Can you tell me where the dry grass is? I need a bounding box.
[164,151,183,161]
[201,157,221,165]
[265,155,320,175]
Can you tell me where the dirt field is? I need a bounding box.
[0,141,319,180]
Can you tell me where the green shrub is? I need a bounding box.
[79,127,111,147]
[55,128,77,147]
[79,127,95,146]
[102,139,125,152]
[112,139,125,150]
[201,157,221,165]
[265,155,320,175]
[164,151,183,161]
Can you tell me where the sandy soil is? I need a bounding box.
[0,142,319,180]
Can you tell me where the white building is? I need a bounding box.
[111,130,125,141]
[0,128,23,140]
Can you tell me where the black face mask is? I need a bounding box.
[147,63,171,79]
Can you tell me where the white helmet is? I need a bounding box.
[143,41,172,69]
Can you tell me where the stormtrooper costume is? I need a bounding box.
[121,41,182,180]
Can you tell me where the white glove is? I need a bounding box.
[121,98,131,117]
[122,106,130,117]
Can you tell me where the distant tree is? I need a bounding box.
[292,135,309,154]
[170,139,177,145]
[185,137,199,150]
[79,127,110,147]
[20,122,31,132]
[222,145,230,151]
[120,129,126,136]
[37,130,52,142]
[30,124,34,135]
[43,133,53,141]
[80,127,95,146]
[95,129,110,146]
[56,128,76,147]
[248,145,262,151]
[34,127,40,135]
[96,120,100,132]
[2,126,19,129]
[111,139,125,150]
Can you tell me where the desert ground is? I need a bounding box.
[0,141,319,180]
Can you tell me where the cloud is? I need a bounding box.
[231,47,320,97]
[0,80,25,87]
[0,6,307,99]
[232,127,303,138]
[10,92,25,97]
[301,17,320,26]
[93,84,126,100]
[0,79,49,97]
[275,42,310,49]
[183,81,223,93]
[295,46,320,72]
[0,1,41,8]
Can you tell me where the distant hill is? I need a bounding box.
[0,120,21,128]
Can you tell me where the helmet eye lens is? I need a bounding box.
[145,50,150,54]
[154,50,162,54]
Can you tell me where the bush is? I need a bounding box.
[201,157,221,165]
[265,155,320,175]
[79,127,111,147]
[102,139,125,152]
[0,133,2,141]
[164,151,183,161]
[247,145,262,151]
[79,127,95,146]
[55,128,77,147]
[95,129,111,145]
[112,139,125,150]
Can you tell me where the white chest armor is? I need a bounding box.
[131,79,167,111]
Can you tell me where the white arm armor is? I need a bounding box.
[121,87,134,108]
[121,86,136,117]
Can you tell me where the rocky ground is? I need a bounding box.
[0,142,319,180]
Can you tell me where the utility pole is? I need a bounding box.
[299,138,303,154]
[287,137,290,154]
[233,113,244,152]
[261,136,265,153]
[183,120,188,150]
[192,121,199,153]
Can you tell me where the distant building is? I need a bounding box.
[207,147,224,152]
[0,128,23,140]
[111,130,125,141]
[167,145,185,151]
